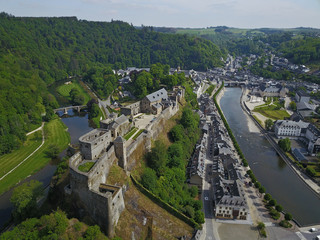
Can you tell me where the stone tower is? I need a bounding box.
[114,136,127,171]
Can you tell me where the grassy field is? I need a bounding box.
[0,119,70,195]
[253,98,289,120]
[254,108,290,120]
[57,81,90,104]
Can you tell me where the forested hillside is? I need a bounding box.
[0,12,223,155]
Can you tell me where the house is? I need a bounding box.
[297,101,317,118]
[306,124,320,155]
[213,178,248,220]
[295,90,310,103]
[140,88,168,114]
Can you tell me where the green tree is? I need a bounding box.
[264,193,271,201]
[265,119,274,131]
[46,144,60,159]
[146,140,167,176]
[85,225,103,240]
[285,213,292,221]
[194,210,205,224]
[289,101,297,111]
[278,138,291,152]
[169,124,184,142]
[275,205,283,212]
[141,168,158,191]
[268,199,277,206]
[167,143,184,168]
[10,180,44,222]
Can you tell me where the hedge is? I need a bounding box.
[130,174,201,229]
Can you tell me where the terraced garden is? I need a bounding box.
[0,119,70,195]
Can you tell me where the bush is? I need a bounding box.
[306,166,316,177]
[185,205,195,218]
[285,213,292,221]
[279,220,292,228]
[275,205,283,212]
[269,208,280,220]
[264,193,271,201]
[259,186,266,193]
[268,199,276,206]
[257,222,265,230]
[194,210,205,224]
[254,181,261,188]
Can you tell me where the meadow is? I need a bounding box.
[0,119,70,195]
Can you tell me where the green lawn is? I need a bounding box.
[253,100,289,120]
[132,129,145,140]
[0,132,42,179]
[78,162,95,172]
[124,128,138,140]
[57,81,90,104]
[0,119,70,195]
[254,109,290,120]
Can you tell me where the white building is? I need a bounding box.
[274,120,309,138]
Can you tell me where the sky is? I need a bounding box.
[1,0,320,29]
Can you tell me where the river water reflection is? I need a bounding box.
[220,87,320,226]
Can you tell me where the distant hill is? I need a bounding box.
[0,12,224,154]
[153,26,320,67]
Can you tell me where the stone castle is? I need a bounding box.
[66,87,184,237]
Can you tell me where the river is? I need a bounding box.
[220,87,320,226]
[0,109,93,229]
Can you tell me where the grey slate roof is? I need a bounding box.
[146,88,168,103]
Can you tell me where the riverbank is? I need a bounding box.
[240,87,320,198]
[0,119,70,196]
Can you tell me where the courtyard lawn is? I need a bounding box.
[0,119,70,195]
[124,128,138,140]
[254,109,290,120]
[78,162,95,172]
[57,81,91,104]
[253,99,289,120]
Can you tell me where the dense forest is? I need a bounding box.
[0,12,223,155]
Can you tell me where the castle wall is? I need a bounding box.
[79,129,111,160]
[87,146,116,190]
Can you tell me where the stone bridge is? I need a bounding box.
[224,80,247,87]
[54,105,86,115]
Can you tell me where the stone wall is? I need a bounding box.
[87,146,116,190]
[79,129,111,160]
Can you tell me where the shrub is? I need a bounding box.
[194,210,205,224]
[185,205,195,218]
[275,205,283,212]
[264,193,271,201]
[257,222,265,230]
[254,181,261,188]
[259,186,266,193]
[279,220,292,228]
[268,199,276,206]
[269,208,280,220]
[285,213,292,221]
